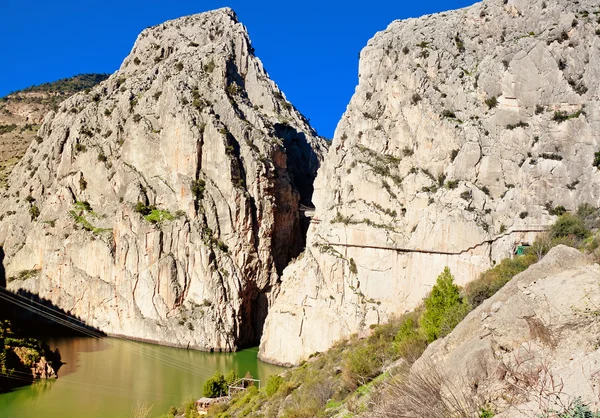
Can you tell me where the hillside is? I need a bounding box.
[194,209,600,417]
[0,74,109,188]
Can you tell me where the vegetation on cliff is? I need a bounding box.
[170,205,600,417]
[4,73,110,97]
[0,319,61,393]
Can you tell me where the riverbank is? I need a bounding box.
[0,337,282,418]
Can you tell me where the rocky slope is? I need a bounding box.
[0,74,109,188]
[260,0,600,365]
[0,8,327,351]
[409,245,600,416]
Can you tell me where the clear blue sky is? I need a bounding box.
[1,0,477,138]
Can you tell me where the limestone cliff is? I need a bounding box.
[0,8,327,351]
[0,74,109,188]
[260,0,600,365]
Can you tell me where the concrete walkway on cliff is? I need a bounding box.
[324,225,550,256]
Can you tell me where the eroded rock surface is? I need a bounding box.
[0,74,109,188]
[0,8,327,351]
[260,0,600,365]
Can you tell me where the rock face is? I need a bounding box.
[0,74,109,188]
[412,245,600,416]
[260,0,600,365]
[0,8,327,351]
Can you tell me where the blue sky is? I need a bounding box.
[1,0,477,138]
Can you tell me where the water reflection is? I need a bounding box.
[0,337,283,418]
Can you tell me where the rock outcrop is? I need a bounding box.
[260,0,600,365]
[0,74,109,188]
[0,8,327,351]
[412,245,600,416]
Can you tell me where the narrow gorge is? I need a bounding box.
[1,0,600,377]
[0,8,327,352]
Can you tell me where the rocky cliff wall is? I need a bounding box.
[260,0,600,365]
[0,8,327,351]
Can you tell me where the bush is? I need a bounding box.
[485,96,498,109]
[465,254,536,308]
[420,267,466,342]
[551,213,590,240]
[594,151,600,169]
[544,397,600,417]
[29,205,40,220]
[265,375,284,396]
[191,179,206,200]
[394,315,428,363]
[134,202,154,216]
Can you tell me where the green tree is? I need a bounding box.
[202,371,226,398]
[420,267,465,342]
[224,370,238,386]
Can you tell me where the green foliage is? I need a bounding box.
[203,371,227,398]
[485,96,498,109]
[134,202,154,216]
[552,109,583,123]
[225,370,238,386]
[265,375,284,396]
[393,314,428,362]
[577,203,597,219]
[506,121,529,130]
[0,320,61,381]
[29,205,40,220]
[204,61,216,73]
[465,254,536,308]
[0,124,17,135]
[191,179,206,200]
[69,210,110,234]
[184,399,201,418]
[540,397,600,417]
[420,267,465,342]
[480,407,495,417]
[551,213,591,240]
[445,180,459,189]
[74,200,93,212]
[594,151,600,169]
[217,240,229,253]
[144,209,175,224]
[14,74,109,95]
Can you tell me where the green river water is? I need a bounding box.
[0,337,283,418]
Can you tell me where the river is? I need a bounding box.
[0,337,283,418]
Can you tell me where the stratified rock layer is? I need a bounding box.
[0,8,327,351]
[260,0,600,365]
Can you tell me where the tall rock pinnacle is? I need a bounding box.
[0,8,327,350]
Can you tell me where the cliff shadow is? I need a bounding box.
[0,287,104,338]
[274,123,320,206]
[237,279,269,349]
[0,247,5,289]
